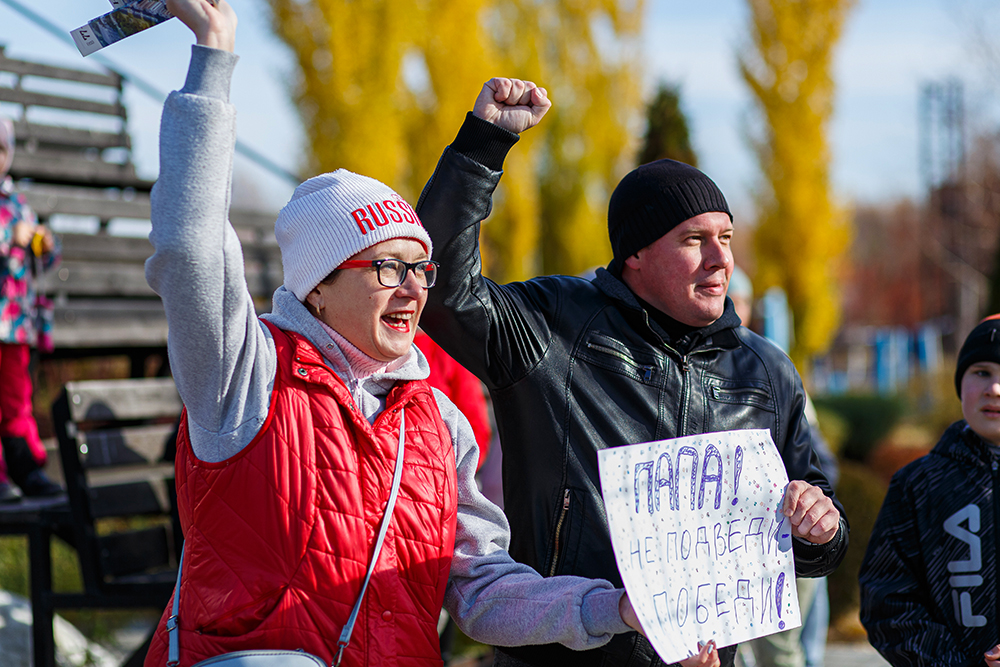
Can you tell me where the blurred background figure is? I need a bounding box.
[414,328,493,665]
[729,265,838,667]
[0,119,62,502]
[728,265,755,329]
[415,328,492,467]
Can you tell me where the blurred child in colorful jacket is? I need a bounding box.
[0,119,62,502]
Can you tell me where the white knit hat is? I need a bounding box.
[275,169,433,301]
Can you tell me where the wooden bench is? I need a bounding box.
[29,191,281,373]
[1,46,282,370]
[0,45,143,191]
[45,377,184,667]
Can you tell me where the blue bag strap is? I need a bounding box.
[167,546,183,666]
[167,407,408,667]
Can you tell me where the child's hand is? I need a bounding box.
[12,221,35,248]
[165,0,237,52]
[618,592,645,635]
[679,640,719,667]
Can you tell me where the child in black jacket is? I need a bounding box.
[860,315,1000,666]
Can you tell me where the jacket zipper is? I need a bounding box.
[585,342,655,381]
[711,385,764,400]
[993,457,999,634]
[679,355,691,433]
[645,317,691,434]
[548,489,571,577]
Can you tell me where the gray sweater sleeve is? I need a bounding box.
[434,390,630,649]
[146,45,275,462]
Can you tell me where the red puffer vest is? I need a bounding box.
[145,321,458,667]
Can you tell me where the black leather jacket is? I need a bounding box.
[417,118,848,667]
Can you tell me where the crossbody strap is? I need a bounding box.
[167,407,408,667]
[334,407,407,666]
[167,545,184,666]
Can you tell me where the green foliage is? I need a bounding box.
[827,461,887,624]
[812,404,847,456]
[637,82,698,167]
[0,535,82,598]
[901,365,963,439]
[812,394,907,461]
[0,530,159,652]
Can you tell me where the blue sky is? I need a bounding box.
[647,0,999,217]
[1,0,998,217]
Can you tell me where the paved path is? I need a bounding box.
[451,642,891,667]
[824,642,890,667]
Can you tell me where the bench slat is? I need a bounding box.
[54,234,154,261]
[90,480,167,518]
[47,261,279,297]
[77,423,175,468]
[22,189,151,219]
[0,54,122,88]
[65,378,181,422]
[13,121,130,150]
[11,153,140,187]
[0,88,124,117]
[50,260,157,297]
[51,300,169,348]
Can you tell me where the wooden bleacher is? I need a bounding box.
[0,45,282,373]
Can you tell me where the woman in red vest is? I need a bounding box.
[144,2,720,666]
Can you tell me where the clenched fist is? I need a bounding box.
[473,77,551,135]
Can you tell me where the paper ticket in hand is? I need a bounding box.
[598,429,801,664]
[71,0,174,56]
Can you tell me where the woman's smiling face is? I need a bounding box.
[306,238,429,362]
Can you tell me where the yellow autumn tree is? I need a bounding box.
[488,1,644,279]
[738,0,855,369]
[265,0,643,282]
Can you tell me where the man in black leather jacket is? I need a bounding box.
[416,78,849,667]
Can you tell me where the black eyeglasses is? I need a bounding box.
[336,258,439,289]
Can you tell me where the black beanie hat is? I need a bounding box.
[955,314,1000,397]
[607,159,732,275]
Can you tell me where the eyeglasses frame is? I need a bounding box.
[336,257,440,289]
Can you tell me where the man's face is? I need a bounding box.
[961,360,1000,446]
[622,211,734,327]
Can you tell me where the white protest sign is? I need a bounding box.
[598,429,799,664]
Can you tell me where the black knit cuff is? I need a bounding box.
[449,112,520,172]
[792,517,847,573]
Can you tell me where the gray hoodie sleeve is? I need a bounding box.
[146,45,275,462]
[434,390,630,649]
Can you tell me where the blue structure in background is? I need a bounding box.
[812,322,944,396]
[761,287,792,354]
[915,322,942,374]
[874,327,913,394]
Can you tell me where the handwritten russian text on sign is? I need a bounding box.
[598,429,799,664]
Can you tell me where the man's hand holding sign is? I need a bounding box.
[599,429,840,664]
[782,479,840,545]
